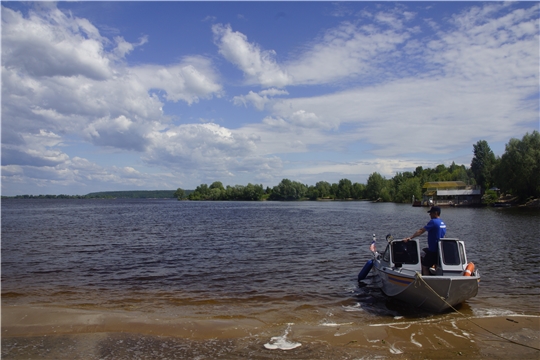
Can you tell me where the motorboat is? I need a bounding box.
[358,234,480,312]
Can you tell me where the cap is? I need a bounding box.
[427,206,441,214]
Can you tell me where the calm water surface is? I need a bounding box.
[2,199,539,324]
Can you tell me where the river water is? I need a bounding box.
[2,199,539,357]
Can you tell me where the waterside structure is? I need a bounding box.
[419,181,482,207]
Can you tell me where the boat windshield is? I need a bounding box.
[391,241,419,265]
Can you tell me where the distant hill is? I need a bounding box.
[3,190,195,199]
[85,190,191,199]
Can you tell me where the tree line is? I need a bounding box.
[178,131,539,203]
[471,131,539,202]
[5,132,537,203]
[177,162,473,202]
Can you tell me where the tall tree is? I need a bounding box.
[365,172,386,200]
[495,131,540,200]
[470,140,496,190]
[210,181,225,191]
[336,178,353,199]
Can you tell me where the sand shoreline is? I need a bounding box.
[2,305,539,359]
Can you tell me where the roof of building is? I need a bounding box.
[422,181,467,189]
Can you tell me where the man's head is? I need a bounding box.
[427,206,441,217]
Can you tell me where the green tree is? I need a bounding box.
[307,185,319,200]
[379,186,393,202]
[174,188,185,200]
[395,177,422,203]
[209,187,223,200]
[448,163,472,183]
[336,178,353,199]
[315,181,331,198]
[494,131,540,200]
[482,189,499,205]
[351,182,366,199]
[243,183,264,200]
[270,179,307,200]
[330,183,339,198]
[188,184,210,200]
[365,172,386,200]
[470,140,496,191]
[210,181,225,191]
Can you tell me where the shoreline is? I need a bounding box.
[2,305,539,359]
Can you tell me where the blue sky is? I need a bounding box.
[1,1,539,196]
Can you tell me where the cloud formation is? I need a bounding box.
[212,23,292,87]
[1,2,538,195]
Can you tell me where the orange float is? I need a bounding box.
[463,262,475,276]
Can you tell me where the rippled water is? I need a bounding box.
[2,199,539,323]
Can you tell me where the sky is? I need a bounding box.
[1,1,539,196]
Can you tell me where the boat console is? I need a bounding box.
[380,238,469,276]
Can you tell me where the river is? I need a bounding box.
[2,199,539,358]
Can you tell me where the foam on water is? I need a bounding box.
[388,342,403,354]
[263,323,302,351]
[320,322,353,327]
[472,307,517,318]
[342,303,364,312]
[410,333,423,347]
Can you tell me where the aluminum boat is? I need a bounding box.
[358,234,480,312]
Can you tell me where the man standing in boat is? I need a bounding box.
[404,206,447,275]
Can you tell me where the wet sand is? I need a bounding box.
[2,305,539,359]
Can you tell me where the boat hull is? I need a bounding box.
[374,267,479,312]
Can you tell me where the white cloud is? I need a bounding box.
[212,23,292,87]
[1,5,223,152]
[84,115,154,151]
[1,6,111,80]
[2,130,68,167]
[141,122,284,182]
[233,88,288,110]
[132,56,222,104]
[267,109,334,130]
[255,3,538,157]
[1,2,538,195]
[145,123,257,166]
[214,21,411,87]
[112,35,148,60]
[373,7,416,30]
[284,22,410,85]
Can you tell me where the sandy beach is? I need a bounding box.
[2,305,539,359]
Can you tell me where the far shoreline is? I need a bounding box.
[2,195,539,208]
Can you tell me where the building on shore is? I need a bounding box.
[420,181,482,207]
